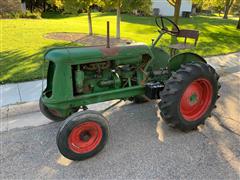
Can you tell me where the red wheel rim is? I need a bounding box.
[180,78,213,121]
[68,122,103,154]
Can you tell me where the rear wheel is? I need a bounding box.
[57,110,109,161]
[159,62,220,131]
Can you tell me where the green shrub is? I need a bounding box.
[20,10,42,19]
[0,10,42,19]
[0,12,21,19]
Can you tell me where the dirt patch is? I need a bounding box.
[44,32,133,46]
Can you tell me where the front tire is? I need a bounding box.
[159,62,220,131]
[57,110,109,161]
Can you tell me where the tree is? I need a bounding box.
[121,0,152,15]
[116,0,121,39]
[23,0,48,12]
[63,0,103,35]
[47,0,63,8]
[193,0,225,16]
[231,0,240,29]
[192,0,240,19]
[167,0,182,24]
[237,15,240,29]
[104,0,121,39]
[223,0,234,19]
[230,0,240,14]
[104,0,152,39]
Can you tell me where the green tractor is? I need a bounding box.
[40,17,220,161]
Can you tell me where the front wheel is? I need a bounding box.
[57,110,109,161]
[159,62,220,131]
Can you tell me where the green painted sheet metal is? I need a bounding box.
[150,47,169,70]
[42,85,144,110]
[168,52,206,71]
[44,43,152,64]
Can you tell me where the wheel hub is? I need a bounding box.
[180,78,213,121]
[80,131,91,142]
[189,93,198,105]
[68,122,103,154]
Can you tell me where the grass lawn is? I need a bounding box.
[1,12,240,83]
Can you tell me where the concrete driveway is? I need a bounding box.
[1,58,240,179]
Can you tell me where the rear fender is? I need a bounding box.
[168,52,206,72]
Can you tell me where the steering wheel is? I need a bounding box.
[155,16,180,36]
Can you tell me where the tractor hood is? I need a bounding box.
[44,43,152,64]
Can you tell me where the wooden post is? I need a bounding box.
[87,8,93,36]
[237,15,240,29]
[107,21,110,48]
[116,0,121,39]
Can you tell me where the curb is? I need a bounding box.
[1,101,39,119]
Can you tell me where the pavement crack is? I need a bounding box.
[212,112,240,136]
[217,121,240,136]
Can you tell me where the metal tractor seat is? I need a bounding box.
[169,29,199,56]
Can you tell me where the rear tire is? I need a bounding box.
[57,110,109,161]
[159,62,220,131]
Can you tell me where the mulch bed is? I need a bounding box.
[44,32,133,46]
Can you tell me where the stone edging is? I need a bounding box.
[1,101,39,119]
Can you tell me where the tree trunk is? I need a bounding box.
[43,0,46,12]
[116,0,121,39]
[223,5,230,19]
[237,16,240,29]
[87,8,93,36]
[223,0,233,19]
[30,0,33,13]
[170,0,181,44]
[173,0,182,24]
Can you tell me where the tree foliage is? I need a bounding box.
[122,0,152,15]
[47,0,63,8]
[193,0,236,19]
[23,0,47,12]
[104,0,152,15]
[192,0,224,10]
[237,15,240,29]
[230,0,240,15]
[62,0,103,14]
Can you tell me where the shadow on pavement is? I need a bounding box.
[1,100,239,179]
